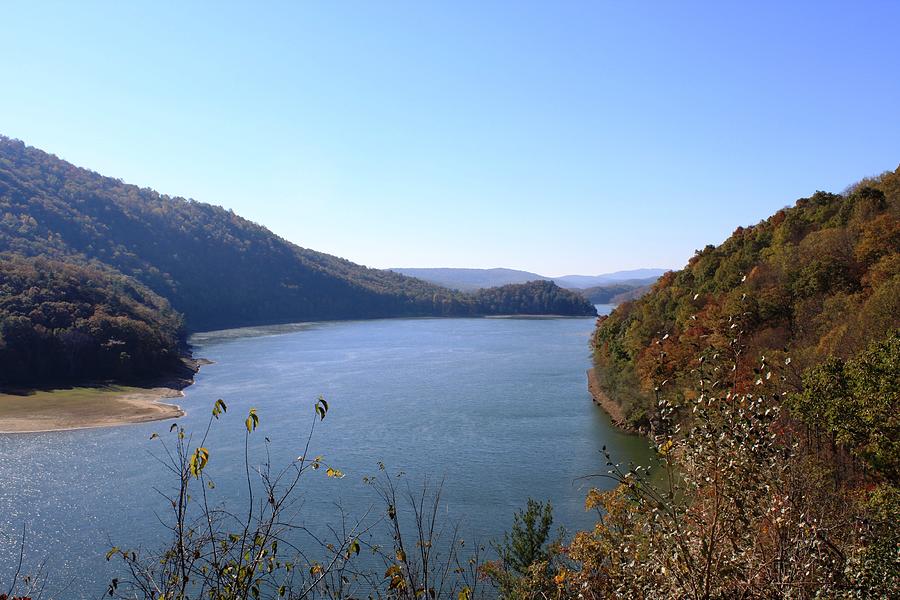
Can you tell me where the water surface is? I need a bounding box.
[0,313,650,597]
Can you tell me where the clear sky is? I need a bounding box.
[1,1,898,276]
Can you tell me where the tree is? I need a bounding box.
[484,499,561,599]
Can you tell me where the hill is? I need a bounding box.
[389,267,548,291]
[390,267,665,292]
[0,254,183,385]
[468,280,601,315]
[0,136,595,385]
[0,136,595,333]
[0,136,446,331]
[608,284,653,304]
[578,278,658,305]
[578,170,899,599]
[592,166,900,438]
[552,268,668,289]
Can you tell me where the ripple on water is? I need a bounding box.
[0,316,651,598]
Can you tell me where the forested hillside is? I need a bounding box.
[485,168,900,599]
[470,280,601,315]
[0,137,446,331]
[592,166,900,434]
[389,267,548,290]
[0,136,594,333]
[579,278,656,305]
[0,254,183,385]
[390,267,665,292]
[0,136,594,385]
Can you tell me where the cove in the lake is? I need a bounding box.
[0,311,651,597]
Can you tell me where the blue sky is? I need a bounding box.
[2,1,898,276]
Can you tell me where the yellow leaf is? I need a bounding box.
[245,408,259,433]
[659,439,674,456]
[189,447,210,478]
[585,488,605,510]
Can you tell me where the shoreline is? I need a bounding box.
[587,367,636,432]
[0,357,212,434]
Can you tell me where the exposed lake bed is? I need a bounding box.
[0,358,210,433]
[0,385,185,433]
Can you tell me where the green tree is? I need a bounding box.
[790,330,900,481]
[486,498,560,599]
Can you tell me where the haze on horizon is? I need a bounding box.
[1,1,898,275]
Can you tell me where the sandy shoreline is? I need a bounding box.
[0,358,210,434]
[0,387,185,434]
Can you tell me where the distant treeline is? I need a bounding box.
[0,136,594,385]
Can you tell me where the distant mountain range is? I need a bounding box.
[579,282,655,305]
[553,269,668,289]
[390,267,667,292]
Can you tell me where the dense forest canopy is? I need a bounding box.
[0,135,594,385]
[469,280,601,315]
[0,254,183,385]
[591,165,900,437]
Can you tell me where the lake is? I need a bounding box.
[0,309,652,597]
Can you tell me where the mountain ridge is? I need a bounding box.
[0,135,596,385]
[390,267,668,291]
[0,135,595,329]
